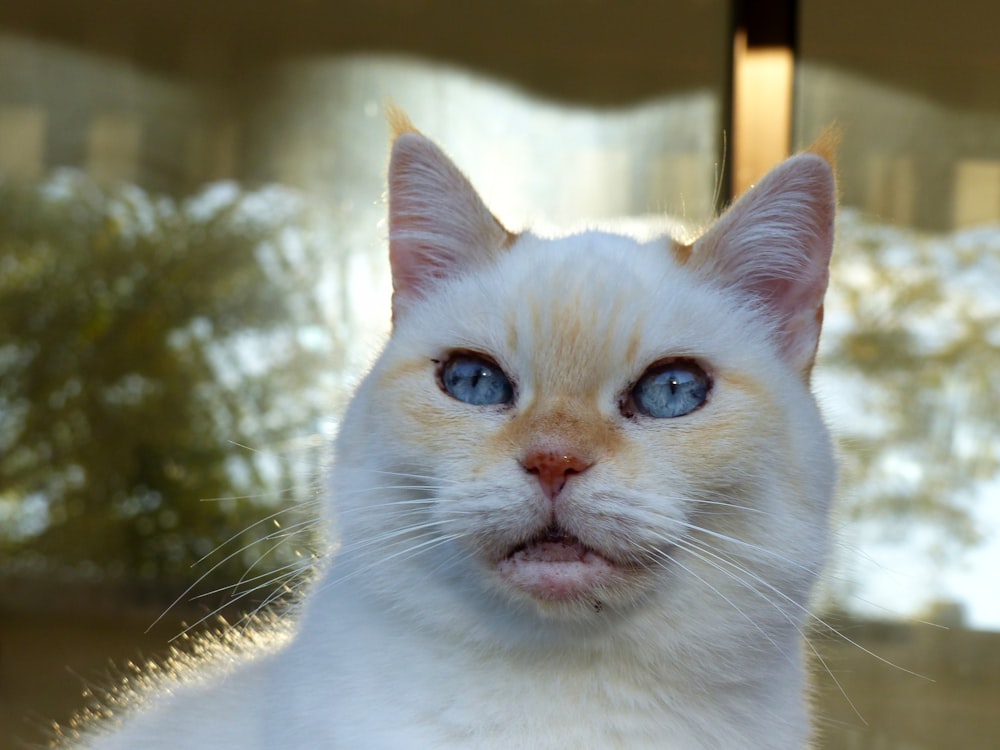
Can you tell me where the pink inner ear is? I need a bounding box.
[387,164,447,303]
[387,132,510,320]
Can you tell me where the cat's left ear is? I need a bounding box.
[387,114,513,321]
[687,150,836,378]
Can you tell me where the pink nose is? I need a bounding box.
[522,450,592,501]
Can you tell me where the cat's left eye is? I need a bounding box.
[625,360,710,419]
[439,353,514,406]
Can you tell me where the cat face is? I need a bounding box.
[330,119,836,645]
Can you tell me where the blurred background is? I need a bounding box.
[1,1,998,747]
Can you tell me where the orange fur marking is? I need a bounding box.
[806,125,841,169]
[386,104,419,141]
[671,241,694,266]
[376,357,434,394]
[494,401,624,465]
[625,331,642,365]
[806,125,842,201]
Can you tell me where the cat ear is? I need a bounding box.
[687,151,836,377]
[387,117,513,321]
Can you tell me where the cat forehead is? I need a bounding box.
[407,229,757,369]
[502,229,679,303]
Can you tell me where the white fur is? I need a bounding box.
[62,135,836,750]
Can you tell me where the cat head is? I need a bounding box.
[330,117,836,650]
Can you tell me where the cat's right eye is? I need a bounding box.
[439,353,514,406]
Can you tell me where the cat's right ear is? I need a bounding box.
[387,117,513,321]
[686,150,837,379]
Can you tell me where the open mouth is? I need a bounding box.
[507,527,593,562]
[497,525,624,602]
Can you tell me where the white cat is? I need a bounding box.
[60,114,837,749]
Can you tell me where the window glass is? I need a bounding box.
[797,1,1000,746]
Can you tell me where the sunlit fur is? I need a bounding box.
[62,127,836,749]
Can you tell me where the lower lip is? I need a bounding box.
[497,541,623,601]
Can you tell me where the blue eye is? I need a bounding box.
[629,360,710,418]
[440,354,514,406]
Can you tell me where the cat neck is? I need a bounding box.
[293,568,813,749]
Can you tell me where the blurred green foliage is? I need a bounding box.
[819,211,1000,558]
[0,172,332,597]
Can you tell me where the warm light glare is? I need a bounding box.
[733,31,794,194]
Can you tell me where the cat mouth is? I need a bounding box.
[496,526,627,602]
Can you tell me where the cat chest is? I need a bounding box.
[335,645,707,748]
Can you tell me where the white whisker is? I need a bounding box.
[665,515,821,579]
[664,533,868,724]
[679,531,929,681]
[316,532,468,594]
[646,543,787,656]
[148,513,321,633]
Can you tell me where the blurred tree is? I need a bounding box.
[0,171,334,601]
[819,210,1000,560]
